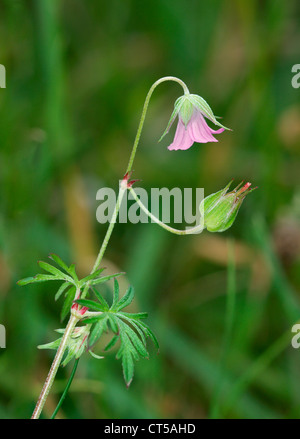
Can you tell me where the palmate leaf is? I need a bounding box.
[79,280,158,386]
[49,254,80,282]
[113,313,158,387]
[18,254,122,322]
[17,254,78,290]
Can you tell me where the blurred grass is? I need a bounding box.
[0,0,300,419]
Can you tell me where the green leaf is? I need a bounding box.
[55,282,71,301]
[17,277,37,286]
[34,274,61,282]
[62,345,77,367]
[91,287,110,311]
[89,350,104,360]
[81,316,103,325]
[37,261,68,278]
[68,264,78,282]
[75,298,104,312]
[49,253,70,273]
[54,329,65,334]
[79,268,106,285]
[112,279,120,308]
[135,320,159,351]
[112,286,134,311]
[89,272,124,286]
[17,274,62,285]
[38,338,61,350]
[120,322,148,358]
[121,349,134,387]
[107,314,119,334]
[89,316,108,346]
[119,312,148,320]
[104,334,119,351]
[117,315,146,344]
[61,286,76,322]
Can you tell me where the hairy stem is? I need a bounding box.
[31,315,79,419]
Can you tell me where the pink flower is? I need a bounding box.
[160,93,230,151]
[168,111,225,151]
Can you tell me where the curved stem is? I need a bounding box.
[31,315,79,419]
[31,76,189,419]
[51,358,80,419]
[129,187,204,235]
[126,76,189,174]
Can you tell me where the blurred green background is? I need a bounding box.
[0,0,300,419]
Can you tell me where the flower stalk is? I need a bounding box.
[129,187,204,235]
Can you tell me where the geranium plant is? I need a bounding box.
[18,76,255,419]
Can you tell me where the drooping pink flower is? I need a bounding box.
[168,111,225,150]
[160,93,230,151]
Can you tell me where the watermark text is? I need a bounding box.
[0,64,6,88]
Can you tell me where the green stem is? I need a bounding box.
[50,358,80,419]
[32,76,189,419]
[129,187,204,235]
[91,187,126,274]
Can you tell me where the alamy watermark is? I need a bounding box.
[291,324,300,349]
[96,185,204,228]
[292,64,300,89]
[0,64,6,88]
[0,324,6,348]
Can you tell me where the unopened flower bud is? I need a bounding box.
[200,181,256,232]
[71,302,88,318]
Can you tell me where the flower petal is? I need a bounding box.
[189,112,224,143]
[167,119,194,150]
